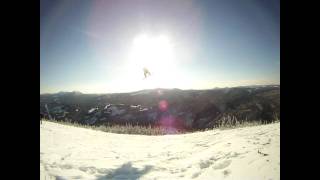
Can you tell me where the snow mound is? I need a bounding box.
[40,122,280,180]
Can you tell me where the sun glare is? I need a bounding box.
[131,34,174,70]
[124,34,178,90]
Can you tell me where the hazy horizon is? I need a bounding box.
[40,83,280,95]
[41,0,280,94]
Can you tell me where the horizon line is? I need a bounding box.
[40,84,280,95]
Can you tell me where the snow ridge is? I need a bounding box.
[40,122,280,180]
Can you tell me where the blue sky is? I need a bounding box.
[40,0,279,94]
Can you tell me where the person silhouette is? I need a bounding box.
[143,67,151,79]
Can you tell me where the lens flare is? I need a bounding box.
[158,100,168,112]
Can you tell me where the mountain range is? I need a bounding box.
[40,85,280,130]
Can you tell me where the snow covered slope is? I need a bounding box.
[40,121,280,180]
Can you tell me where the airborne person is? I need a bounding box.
[143,67,151,79]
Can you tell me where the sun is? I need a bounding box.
[124,33,177,90]
[130,34,174,72]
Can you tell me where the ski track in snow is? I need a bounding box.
[40,121,280,180]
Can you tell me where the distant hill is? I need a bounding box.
[40,85,280,130]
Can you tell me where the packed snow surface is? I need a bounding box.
[40,121,280,180]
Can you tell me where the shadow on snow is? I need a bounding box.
[96,162,153,180]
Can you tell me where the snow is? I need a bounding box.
[104,104,111,110]
[130,105,141,109]
[40,121,280,180]
[140,108,149,112]
[88,108,97,114]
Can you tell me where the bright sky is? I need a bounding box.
[40,0,280,94]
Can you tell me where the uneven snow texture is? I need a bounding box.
[40,122,280,180]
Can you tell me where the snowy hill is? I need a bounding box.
[40,121,280,180]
